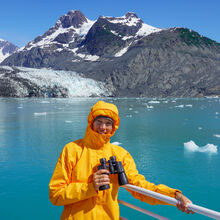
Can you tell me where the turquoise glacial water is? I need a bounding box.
[0,97,219,219]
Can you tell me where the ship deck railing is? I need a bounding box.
[119,184,220,219]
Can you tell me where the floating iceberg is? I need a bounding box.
[184,140,217,154]
[34,112,47,116]
[111,142,122,146]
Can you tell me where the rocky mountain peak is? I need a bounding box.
[58,10,88,28]
[125,12,139,19]
[22,10,92,51]
[79,12,146,56]
[99,12,143,27]
[1,10,161,63]
[0,39,19,63]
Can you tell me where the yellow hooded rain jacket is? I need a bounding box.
[49,101,180,220]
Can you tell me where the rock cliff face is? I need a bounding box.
[1,10,220,97]
[93,28,220,97]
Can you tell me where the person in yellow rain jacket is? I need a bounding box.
[49,101,193,219]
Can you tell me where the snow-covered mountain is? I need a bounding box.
[23,10,96,54]
[22,10,161,58]
[2,10,161,67]
[79,12,161,57]
[0,38,18,63]
[0,66,113,97]
[1,10,220,98]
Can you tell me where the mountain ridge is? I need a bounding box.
[2,10,161,66]
[1,10,220,98]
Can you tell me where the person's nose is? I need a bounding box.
[100,123,106,131]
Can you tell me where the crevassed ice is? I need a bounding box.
[0,65,14,71]
[15,67,112,97]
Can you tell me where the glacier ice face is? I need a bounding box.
[0,66,113,98]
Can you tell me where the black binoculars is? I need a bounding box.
[98,156,129,190]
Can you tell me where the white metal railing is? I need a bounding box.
[118,199,169,220]
[120,184,220,219]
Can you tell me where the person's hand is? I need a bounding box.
[93,169,110,191]
[175,192,194,214]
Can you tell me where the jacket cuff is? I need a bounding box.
[173,189,182,198]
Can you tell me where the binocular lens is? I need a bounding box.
[98,156,129,191]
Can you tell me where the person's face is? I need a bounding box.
[92,117,113,134]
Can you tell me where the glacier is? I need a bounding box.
[0,66,113,97]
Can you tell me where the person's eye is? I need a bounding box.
[106,123,111,127]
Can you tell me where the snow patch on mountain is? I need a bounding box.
[76,53,100,61]
[113,23,161,56]
[0,48,10,63]
[136,23,161,37]
[75,19,96,36]
[114,43,132,57]
[0,38,18,62]
[26,26,69,50]
[67,47,100,61]
[101,13,141,27]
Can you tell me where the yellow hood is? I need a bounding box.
[84,101,120,148]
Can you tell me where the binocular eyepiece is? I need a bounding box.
[98,156,129,190]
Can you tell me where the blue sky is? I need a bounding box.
[0,0,219,47]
